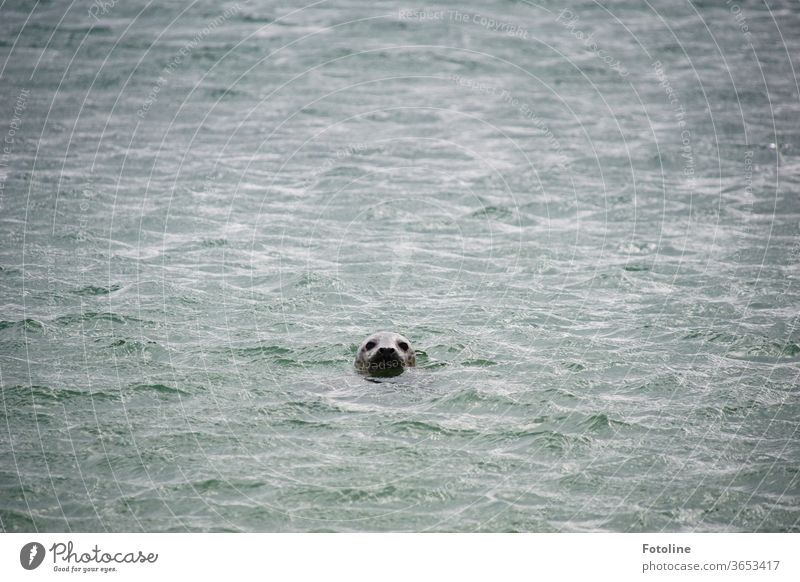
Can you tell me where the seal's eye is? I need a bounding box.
[397,341,409,351]
[365,341,376,351]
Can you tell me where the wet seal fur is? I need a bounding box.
[354,331,416,377]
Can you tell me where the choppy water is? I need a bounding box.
[1,0,799,532]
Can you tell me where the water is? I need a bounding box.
[1,0,798,532]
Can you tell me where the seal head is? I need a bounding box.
[354,331,416,377]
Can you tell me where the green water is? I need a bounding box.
[0,0,798,531]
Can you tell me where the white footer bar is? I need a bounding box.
[2,533,796,581]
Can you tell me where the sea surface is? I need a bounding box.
[1,0,799,532]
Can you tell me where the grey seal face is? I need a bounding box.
[354,331,416,377]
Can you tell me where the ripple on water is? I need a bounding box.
[1,0,798,533]
[0,318,45,333]
[55,312,143,327]
[72,284,122,296]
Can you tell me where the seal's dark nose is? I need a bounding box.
[378,346,396,355]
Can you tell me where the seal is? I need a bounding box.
[354,331,416,376]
